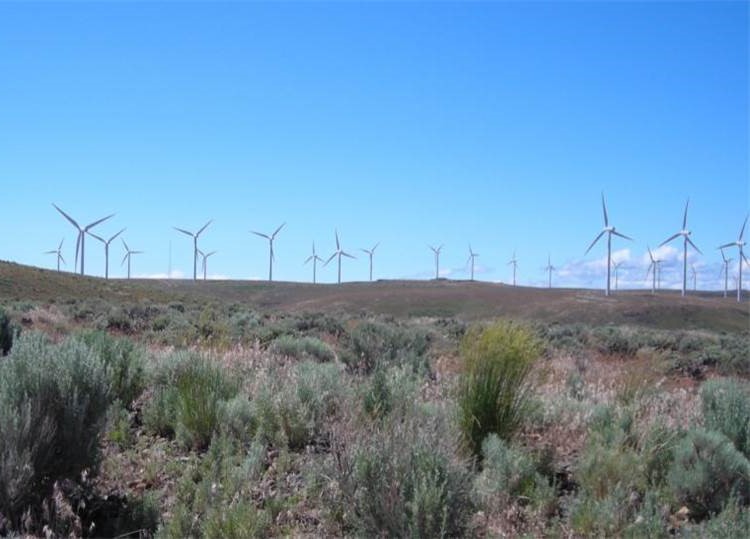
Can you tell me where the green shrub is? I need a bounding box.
[78,330,146,407]
[269,335,335,362]
[143,386,180,438]
[457,321,541,456]
[683,496,750,538]
[343,320,431,374]
[0,332,111,527]
[668,428,750,520]
[363,368,392,419]
[333,414,473,538]
[701,378,750,458]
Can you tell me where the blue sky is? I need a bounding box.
[1,1,747,289]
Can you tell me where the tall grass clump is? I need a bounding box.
[0,332,110,528]
[701,378,750,458]
[458,321,541,456]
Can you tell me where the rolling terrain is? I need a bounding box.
[1,260,747,332]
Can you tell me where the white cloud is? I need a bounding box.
[135,270,185,279]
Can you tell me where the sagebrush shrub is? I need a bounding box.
[458,321,541,455]
[343,320,430,374]
[0,307,16,355]
[0,332,111,527]
[668,428,750,520]
[269,334,335,362]
[701,378,750,458]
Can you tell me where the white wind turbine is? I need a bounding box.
[690,264,697,292]
[197,249,217,281]
[508,250,518,286]
[44,238,66,272]
[645,246,663,295]
[718,215,749,302]
[585,194,633,296]
[174,220,213,281]
[88,228,125,279]
[121,238,143,279]
[53,204,114,276]
[660,199,701,297]
[429,245,443,280]
[467,245,479,281]
[324,230,355,284]
[304,242,325,284]
[360,242,380,282]
[251,222,285,282]
[612,260,624,291]
[544,254,556,289]
[719,248,733,298]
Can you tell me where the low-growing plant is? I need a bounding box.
[701,378,750,458]
[0,332,111,530]
[343,320,431,374]
[269,334,335,362]
[457,321,541,456]
[668,428,750,520]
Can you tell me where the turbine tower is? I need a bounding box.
[360,242,380,282]
[612,261,624,291]
[429,245,443,280]
[508,251,518,286]
[174,220,212,281]
[44,238,66,272]
[88,228,125,279]
[719,248,733,298]
[544,254,556,289]
[718,215,749,302]
[584,194,633,296]
[121,238,142,279]
[690,264,697,292]
[467,245,479,281]
[251,222,285,281]
[324,230,355,284]
[660,199,701,297]
[52,204,114,276]
[304,242,324,284]
[645,246,662,295]
[197,249,217,281]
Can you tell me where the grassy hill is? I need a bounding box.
[1,260,747,332]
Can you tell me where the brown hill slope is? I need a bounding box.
[1,261,747,332]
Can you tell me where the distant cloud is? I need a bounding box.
[135,270,185,279]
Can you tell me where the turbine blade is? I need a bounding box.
[174,227,193,237]
[324,253,336,266]
[647,246,655,262]
[686,237,702,255]
[272,222,286,238]
[585,230,606,255]
[121,253,129,266]
[58,237,65,250]
[304,255,313,264]
[659,233,681,247]
[74,233,81,270]
[682,198,689,230]
[718,242,735,250]
[131,251,144,255]
[84,213,114,231]
[335,230,340,250]
[52,204,80,229]
[122,238,130,251]
[44,250,56,254]
[251,231,270,240]
[612,231,633,241]
[601,193,609,227]
[372,242,379,253]
[110,228,126,242]
[59,254,66,265]
[207,251,217,257]
[739,215,749,241]
[197,219,213,237]
[742,252,750,265]
[341,251,356,259]
[87,231,105,243]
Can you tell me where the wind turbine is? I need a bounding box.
[44,238,66,272]
[88,228,125,279]
[467,245,479,281]
[645,246,662,295]
[174,220,212,281]
[660,199,702,297]
[251,222,285,281]
[304,242,325,284]
[690,264,697,292]
[429,245,443,280]
[52,204,114,276]
[360,242,380,282]
[544,254,556,289]
[719,248,733,298]
[121,238,142,279]
[508,251,518,286]
[585,194,633,296]
[324,230,355,284]
[718,215,749,302]
[197,249,217,281]
[612,261,624,291]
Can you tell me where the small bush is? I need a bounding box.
[269,335,335,362]
[668,428,750,520]
[363,368,392,419]
[343,320,431,374]
[683,496,750,538]
[0,333,111,528]
[0,307,16,355]
[457,321,541,456]
[701,378,750,458]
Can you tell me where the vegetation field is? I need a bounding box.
[1,261,749,537]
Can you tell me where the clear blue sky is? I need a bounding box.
[1,1,747,290]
